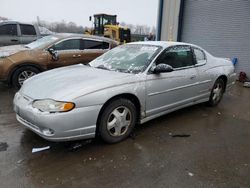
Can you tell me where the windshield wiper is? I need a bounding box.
[116,68,131,73]
[96,65,110,71]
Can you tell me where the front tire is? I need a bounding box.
[208,78,225,106]
[12,66,40,89]
[98,98,137,144]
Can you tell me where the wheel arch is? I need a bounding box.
[96,93,141,133]
[7,62,44,85]
[217,75,228,92]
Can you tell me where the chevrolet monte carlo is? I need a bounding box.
[13,41,236,143]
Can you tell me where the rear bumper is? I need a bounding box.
[226,72,237,90]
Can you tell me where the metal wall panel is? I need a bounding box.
[160,0,181,41]
[181,0,250,75]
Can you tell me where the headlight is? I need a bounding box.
[32,99,75,113]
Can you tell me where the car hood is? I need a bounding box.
[0,45,27,57]
[20,64,137,100]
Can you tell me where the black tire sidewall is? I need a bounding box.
[12,66,40,88]
[99,98,137,144]
[208,78,225,106]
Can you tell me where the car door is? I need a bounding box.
[19,24,38,44]
[192,47,213,98]
[145,45,200,117]
[47,38,84,69]
[0,24,20,46]
[79,39,110,64]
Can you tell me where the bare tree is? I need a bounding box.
[0,16,8,21]
[33,19,85,34]
[119,22,156,35]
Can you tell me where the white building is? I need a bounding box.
[157,0,250,76]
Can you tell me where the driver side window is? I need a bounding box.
[53,39,82,51]
[156,46,194,69]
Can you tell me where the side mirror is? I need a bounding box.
[153,64,173,74]
[48,48,59,61]
[89,16,92,22]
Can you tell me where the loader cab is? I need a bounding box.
[93,14,117,35]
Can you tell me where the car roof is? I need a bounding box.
[129,41,195,48]
[53,33,117,43]
[0,20,34,25]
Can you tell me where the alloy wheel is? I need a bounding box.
[18,70,36,86]
[212,82,223,103]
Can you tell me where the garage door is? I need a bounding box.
[180,0,250,75]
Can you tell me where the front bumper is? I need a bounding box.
[13,92,102,141]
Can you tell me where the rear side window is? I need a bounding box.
[83,40,109,49]
[20,24,36,35]
[0,24,17,36]
[53,39,81,50]
[156,46,194,69]
[194,48,206,64]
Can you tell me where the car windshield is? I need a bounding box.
[89,44,162,74]
[25,35,59,49]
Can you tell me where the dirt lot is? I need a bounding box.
[0,82,249,188]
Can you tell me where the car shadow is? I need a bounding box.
[19,102,211,154]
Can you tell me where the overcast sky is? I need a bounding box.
[0,0,158,27]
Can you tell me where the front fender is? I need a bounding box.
[73,80,146,116]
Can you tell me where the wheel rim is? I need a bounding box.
[18,70,36,86]
[212,83,223,103]
[107,106,132,137]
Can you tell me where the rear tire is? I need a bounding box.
[12,66,40,89]
[98,98,137,144]
[207,78,225,106]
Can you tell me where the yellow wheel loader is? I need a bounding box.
[86,14,131,44]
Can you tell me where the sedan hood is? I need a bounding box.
[20,64,136,100]
[0,45,27,57]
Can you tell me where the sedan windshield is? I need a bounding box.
[25,35,59,49]
[89,44,162,74]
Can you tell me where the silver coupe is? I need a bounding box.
[13,41,236,143]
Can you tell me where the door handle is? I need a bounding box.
[190,75,196,79]
[11,39,19,42]
[72,54,81,58]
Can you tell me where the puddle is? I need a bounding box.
[0,142,8,152]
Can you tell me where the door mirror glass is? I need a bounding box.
[48,48,54,54]
[48,48,59,61]
[153,64,173,74]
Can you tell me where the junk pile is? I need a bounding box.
[239,72,250,88]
